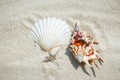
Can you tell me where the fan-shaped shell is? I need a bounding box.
[31,17,71,52]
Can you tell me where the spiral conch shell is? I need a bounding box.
[31,17,71,61]
[69,22,103,69]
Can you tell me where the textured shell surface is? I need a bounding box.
[75,55,83,62]
[31,17,71,51]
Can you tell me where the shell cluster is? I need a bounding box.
[69,22,103,68]
[31,17,103,67]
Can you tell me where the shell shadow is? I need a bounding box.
[65,48,96,77]
[90,67,96,77]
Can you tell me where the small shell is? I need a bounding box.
[31,17,71,52]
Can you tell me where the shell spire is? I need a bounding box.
[74,21,81,31]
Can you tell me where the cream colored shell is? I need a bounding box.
[31,17,71,52]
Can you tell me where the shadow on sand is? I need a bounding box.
[65,48,96,77]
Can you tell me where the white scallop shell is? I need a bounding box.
[31,17,71,54]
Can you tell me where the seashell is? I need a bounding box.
[31,17,71,61]
[69,22,103,68]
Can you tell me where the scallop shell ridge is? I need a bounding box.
[31,17,71,51]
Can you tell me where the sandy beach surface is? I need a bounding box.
[0,0,120,80]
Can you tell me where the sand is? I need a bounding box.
[0,0,120,80]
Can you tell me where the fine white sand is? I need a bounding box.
[0,0,120,80]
